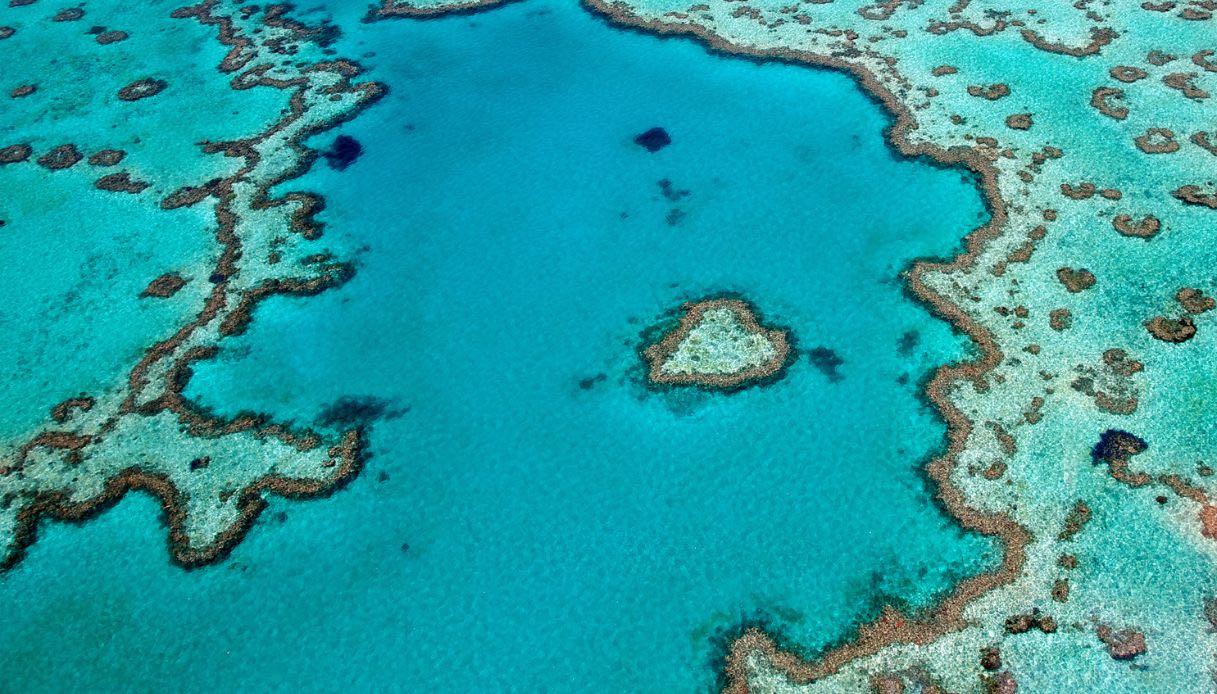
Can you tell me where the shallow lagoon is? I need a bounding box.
[0,1,995,690]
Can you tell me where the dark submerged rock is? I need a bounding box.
[634,127,671,152]
[1092,429,1148,465]
[322,134,362,171]
[807,346,844,382]
[578,373,606,390]
[316,395,408,429]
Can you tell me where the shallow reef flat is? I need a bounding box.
[645,297,792,389]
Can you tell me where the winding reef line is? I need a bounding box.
[578,0,1031,687]
[3,2,384,571]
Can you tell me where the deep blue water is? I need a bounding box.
[0,1,994,690]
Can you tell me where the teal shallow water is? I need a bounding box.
[0,1,996,690]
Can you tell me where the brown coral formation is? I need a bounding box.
[52,7,84,22]
[161,185,213,210]
[1145,315,1196,342]
[1005,113,1032,130]
[982,671,1018,694]
[50,396,95,423]
[140,272,188,299]
[1110,65,1148,82]
[980,646,1002,671]
[1192,131,1217,156]
[1112,214,1160,238]
[3,1,388,577]
[1199,505,1217,539]
[1164,72,1209,100]
[643,297,791,389]
[1172,184,1217,208]
[0,143,32,164]
[1060,182,1096,200]
[1090,87,1128,119]
[1004,608,1057,634]
[1071,350,1142,415]
[96,30,128,45]
[1059,500,1092,541]
[1096,625,1148,660]
[1093,430,1152,486]
[1176,287,1215,313]
[1134,128,1180,153]
[117,77,168,101]
[1197,50,1217,72]
[35,144,83,171]
[1049,308,1072,331]
[1051,579,1070,602]
[1020,27,1116,56]
[1056,267,1096,293]
[87,148,126,167]
[967,83,1010,100]
[369,0,515,18]
[94,172,150,194]
[1147,50,1177,66]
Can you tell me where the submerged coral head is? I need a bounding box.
[634,126,671,152]
[1091,429,1147,465]
[644,297,790,390]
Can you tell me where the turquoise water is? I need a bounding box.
[0,1,996,690]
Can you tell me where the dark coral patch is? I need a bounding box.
[316,396,408,429]
[1145,314,1196,342]
[807,346,844,382]
[1112,214,1160,238]
[1177,288,1215,314]
[36,144,82,170]
[1091,429,1147,467]
[1134,128,1180,154]
[87,148,126,167]
[0,144,32,164]
[1097,625,1148,660]
[658,178,690,201]
[161,184,213,210]
[322,134,363,171]
[1091,87,1128,120]
[578,373,607,390]
[140,272,187,299]
[1056,267,1096,292]
[633,126,671,152]
[10,84,36,98]
[52,6,85,22]
[96,30,128,44]
[117,77,168,102]
[1004,608,1057,634]
[1005,113,1033,130]
[1110,65,1147,82]
[95,172,149,193]
[966,83,1010,100]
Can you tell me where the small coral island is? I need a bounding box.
[644,297,791,390]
